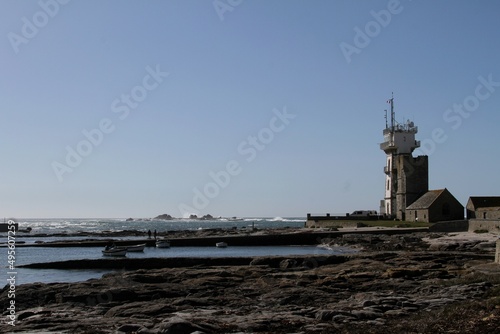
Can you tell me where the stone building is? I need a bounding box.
[405,188,464,223]
[394,155,429,220]
[467,197,500,234]
[466,197,500,219]
[379,96,428,220]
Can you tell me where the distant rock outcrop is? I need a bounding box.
[155,214,173,220]
[200,214,214,220]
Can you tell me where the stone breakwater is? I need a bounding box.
[2,232,500,333]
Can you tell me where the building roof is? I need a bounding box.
[406,189,445,210]
[467,197,500,209]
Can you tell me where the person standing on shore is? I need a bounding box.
[147,230,152,239]
[154,229,157,239]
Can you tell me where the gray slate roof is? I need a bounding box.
[467,197,500,209]
[406,189,445,210]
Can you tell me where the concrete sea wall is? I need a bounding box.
[428,220,469,233]
[305,220,366,228]
[468,219,500,233]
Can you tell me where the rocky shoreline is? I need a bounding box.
[9,227,428,248]
[2,230,500,333]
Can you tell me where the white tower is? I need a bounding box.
[379,96,421,218]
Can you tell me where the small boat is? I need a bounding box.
[156,239,170,248]
[102,247,127,257]
[126,244,145,252]
[216,242,228,248]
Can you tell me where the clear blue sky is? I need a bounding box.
[1,0,499,218]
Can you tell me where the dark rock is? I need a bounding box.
[332,314,357,323]
[362,300,377,307]
[155,214,174,220]
[383,268,428,278]
[158,317,211,334]
[400,301,419,308]
[384,309,408,317]
[105,301,174,317]
[171,297,211,307]
[369,304,396,313]
[3,232,499,334]
[351,309,383,320]
[249,257,282,267]
[315,310,336,321]
[117,323,144,332]
[16,311,37,321]
[366,319,386,326]
[279,259,298,269]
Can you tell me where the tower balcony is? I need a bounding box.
[381,139,421,153]
[380,141,396,151]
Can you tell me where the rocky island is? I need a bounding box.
[2,230,500,333]
[154,214,174,220]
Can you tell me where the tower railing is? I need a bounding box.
[380,141,396,151]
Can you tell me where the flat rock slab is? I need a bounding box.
[2,233,500,333]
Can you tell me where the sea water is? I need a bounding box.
[9,217,306,236]
[11,245,355,285]
[1,218,351,285]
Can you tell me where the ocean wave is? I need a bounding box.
[270,217,305,222]
[241,217,305,222]
[10,217,306,235]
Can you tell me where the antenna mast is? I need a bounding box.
[390,92,395,130]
